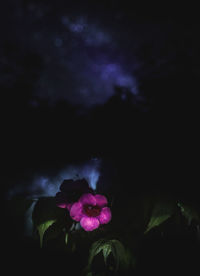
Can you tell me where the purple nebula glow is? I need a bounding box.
[27,13,139,108]
[7,159,101,199]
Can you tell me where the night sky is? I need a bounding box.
[2,1,200,274]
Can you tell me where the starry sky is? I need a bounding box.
[2,1,200,111]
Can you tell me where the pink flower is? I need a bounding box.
[70,193,112,231]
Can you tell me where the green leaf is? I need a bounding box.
[37,220,56,248]
[65,232,68,246]
[88,239,132,273]
[32,197,70,247]
[109,240,129,271]
[102,243,112,264]
[88,239,106,266]
[177,202,200,224]
[145,201,174,233]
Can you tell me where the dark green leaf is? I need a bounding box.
[88,239,133,273]
[32,197,66,226]
[145,201,175,233]
[37,219,56,247]
[177,202,200,224]
[86,273,92,276]
[109,239,130,271]
[32,197,70,247]
[102,243,112,265]
[88,239,106,266]
[65,232,68,245]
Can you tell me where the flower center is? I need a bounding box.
[83,205,101,217]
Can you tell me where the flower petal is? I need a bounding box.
[56,202,68,209]
[79,193,96,206]
[66,203,73,211]
[70,202,83,221]
[95,194,108,207]
[98,207,112,225]
[80,216,100,231]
